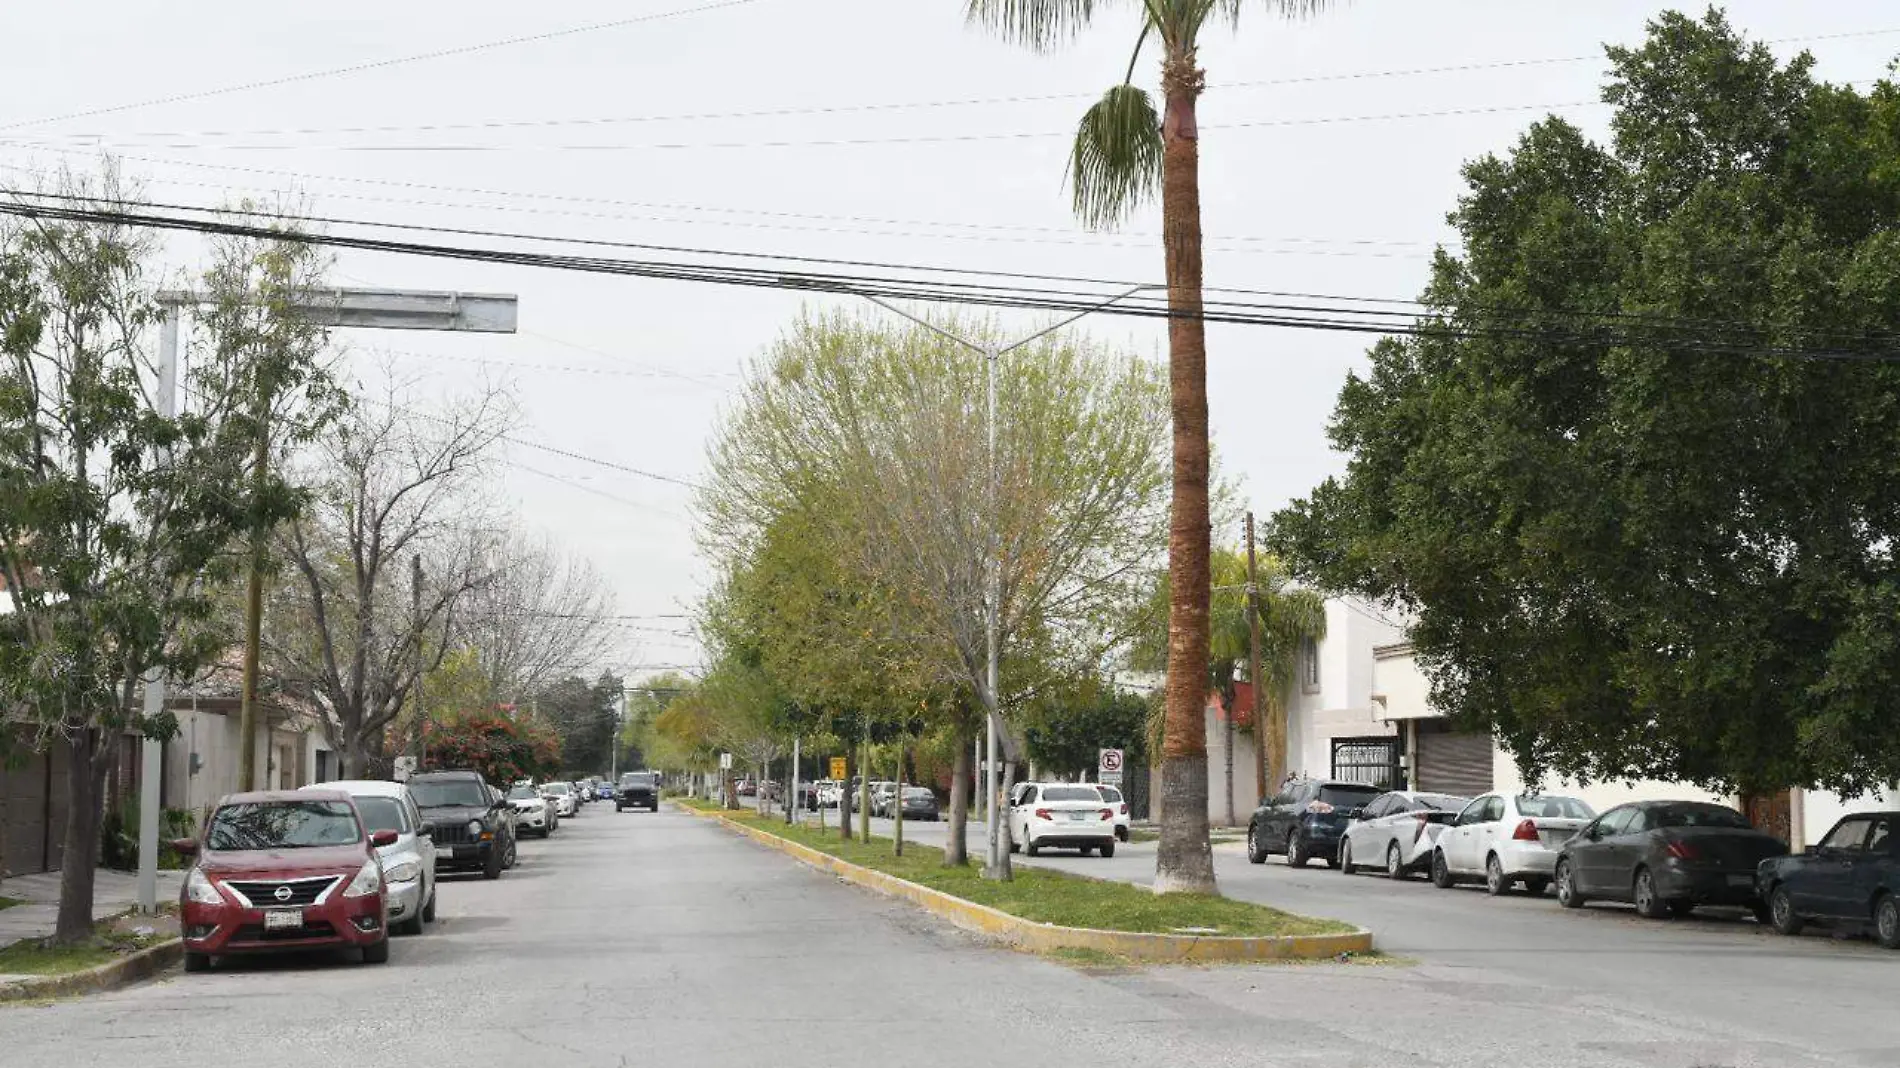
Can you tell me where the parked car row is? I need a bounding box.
[173,766,652,973]
[1244,779,1900,949]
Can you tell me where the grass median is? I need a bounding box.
[681,799,1351,938]
[0,929,167,977]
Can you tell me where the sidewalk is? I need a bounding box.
[0,868,183,951]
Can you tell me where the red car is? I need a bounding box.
[175,789,397,972]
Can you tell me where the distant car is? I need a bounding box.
[1097,785,1131,842]
[1008,782,1117,857]
[595,781,616,801]
[541,781,579,817]
[870,782,900,817]
[813,781,842,809]
[176,789,395,972]
[897,786,940,822]
[1432,793,1595,896]
[1757,811,1900,948]
[736,779,757,797]
[506,784,555,838]
[1337,790,1469,879]
[1247,779,1384,868]
[410,770,516,880]
[299,780,437,935]
[617,771,660,812]
[1555,800,1787,919]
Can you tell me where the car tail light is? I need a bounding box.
[1511,819,1540,842]
[1413,813,1429,843]
[1665,839,1701,861]
[1099,809,1113,820]
[1306,800,1335,814]
[1119,803,1129,815]
[1034,808,1054,821]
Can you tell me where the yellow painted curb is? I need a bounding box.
[678,804,1372,963]
[0,938,182,1005]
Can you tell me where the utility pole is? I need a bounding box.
[136,307,181,914]
[235,399,270,792]
[1246,512,1272,804]
[861,285,1154,880]
[410,555,425,767]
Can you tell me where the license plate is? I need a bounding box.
[1066,812,1088,821]
[435,846,454,860]
[263,909,304,931]
[1727,875,1753,888]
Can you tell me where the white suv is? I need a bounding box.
[1008,782,1118,857]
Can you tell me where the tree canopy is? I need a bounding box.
[1271,10,1900,798]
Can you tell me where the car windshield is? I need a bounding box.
[351,796,407,834]
[1518,795,1594,819]
[544,782,571,795]
[622,773,654,787]
[207,800,361,850]
[409,778,488,808]
[1651,804,1751,830]
[1041,786,1100,802]
[507,785,540,801]
[1318,785,1382,807]
[1098,787,1123,802]
[1416,794,1467,811]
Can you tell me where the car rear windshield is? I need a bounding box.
[902,788,933,800]
[1651,804,1751,830]
[352,796,408,834]
[409,778,488,808]
[1041,786,1101,802]
[208,800,361,850]
[506,785,540,801]
[1318,785,1382,807]
[1098,787,1123,802]
[1517,795,1594,820]
[1416,794,1466,811]
[544,782,571,795]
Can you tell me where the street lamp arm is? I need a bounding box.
[995,284,1159,356]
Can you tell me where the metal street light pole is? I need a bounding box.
[135,287,518,915]
[860,286,1155,878]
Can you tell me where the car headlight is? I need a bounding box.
[466,819,484,836]
[185,867,224,906]
[343,859,382,898]
[384,860,421,883]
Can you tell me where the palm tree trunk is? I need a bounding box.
[1154,51,1218,896]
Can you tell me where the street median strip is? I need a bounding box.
[678,802,1371,963]
[0,938,182,1004]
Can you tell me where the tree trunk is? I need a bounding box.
[1153,55,1219,896]
[53,731,107,943]
[944,721,971,866]
[0,765,10,898]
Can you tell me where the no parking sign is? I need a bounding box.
[1098,748,1124,786]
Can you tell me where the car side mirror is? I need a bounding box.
[415,825,432,838]
[369,829,399,848]
[170,837,199,857]
[1804,845,1818,855]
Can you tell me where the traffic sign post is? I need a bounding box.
[1098,748,1125,786]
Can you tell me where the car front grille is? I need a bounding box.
[223,876,341,908]
[431,822,474,846]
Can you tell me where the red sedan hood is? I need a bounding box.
[198,843,369,878]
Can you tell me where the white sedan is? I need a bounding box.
[1008,782,1118,857]
[1431,792,1596,895]
[540,781,579,817]
[1097,784,1132,842]
[1337,790,1469,879]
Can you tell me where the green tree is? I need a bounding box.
[1272,10,1900,799]
[0,175,333,942]
[536,670,624,776]
[1022,675,1149,777]
[966,0,1340,895]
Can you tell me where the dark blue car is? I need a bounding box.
[1757,811,1900,948]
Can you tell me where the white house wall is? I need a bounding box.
[1285,599,1404,783]
[1490,748,1732,816]
[1800,785,1897,848]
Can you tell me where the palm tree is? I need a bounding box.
[967,0,1336,893]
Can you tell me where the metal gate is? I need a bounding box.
[1331,737,1401,790]
[1415,720,1494,797]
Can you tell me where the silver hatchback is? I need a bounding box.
[301,779,438,935]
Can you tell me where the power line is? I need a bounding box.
[0,0,768,133]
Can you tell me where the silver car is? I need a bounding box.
[302,779,437,935]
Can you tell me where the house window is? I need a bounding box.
[314,750,331,783]
[1301,637,1321,692]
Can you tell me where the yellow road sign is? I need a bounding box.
[829,756,848,781]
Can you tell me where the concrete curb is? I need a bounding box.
[0,939,182,1004]
[679,804,1372,963]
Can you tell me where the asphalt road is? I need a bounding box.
[4,803,1894,1067]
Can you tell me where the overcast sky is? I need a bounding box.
[3,1,1894,681]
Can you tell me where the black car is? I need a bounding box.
[409,770,516,879]
[616,771,660,812]
[897,786,940,822]
[1248,779,1384,868]
[1554,800,1787,919]
[1757,811,1900,948]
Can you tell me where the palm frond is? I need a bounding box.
[1068,84,1163,230]
[965,0,1109,51]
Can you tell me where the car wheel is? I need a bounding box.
[1246,822,1268,865]
[503,839,518,869]
[1431,849,1454,889]
[1556,859,1586,909]
[615,804,623,812]
[1286,831,1309,868]
[1522,877,1551,898]
[183,952,211,973]
[1080,844,1095,857]
[649,804,659,812]
[482,846,504,880]
[397,912,425,937]
[361,938,390,965]
[1025,833,1041,857]
[422,891,437,924]
[1115,826,1128,843]
[1633,867,1669,919]
[1484,854,1511,896]
[1666,900,1695,918]
[1769,885,1803,936]
[1100,840,1115,859]
[1386,841,1407,880]
[1875,893,1900,950]
[1751,900,1773,927]
[1339,839,1356,874]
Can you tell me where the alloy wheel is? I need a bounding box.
[1877,896,1900,949]
[1386,842,1404,879]
[1485,855,1508,896]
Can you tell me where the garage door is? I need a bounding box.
[1414,720,1494,797]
